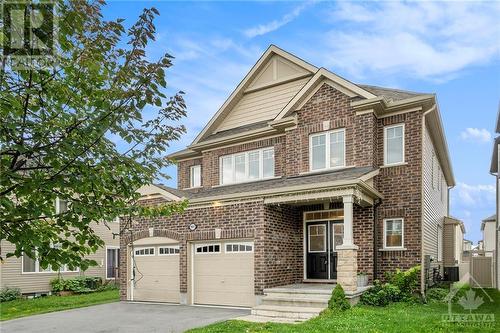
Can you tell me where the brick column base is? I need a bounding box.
[337,248,358,293]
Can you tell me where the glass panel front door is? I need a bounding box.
[306,220,343,280]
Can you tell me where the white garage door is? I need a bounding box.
[131,244,180,303]
[193,240,255,307]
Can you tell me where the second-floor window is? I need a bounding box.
[309,129,345,171]
[190,165,201,188]
[384,124,405,165]
[220,147,274,185]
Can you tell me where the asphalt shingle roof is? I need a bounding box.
[358,84,427,102]
[174,166,375,200]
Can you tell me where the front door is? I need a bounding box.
[306,221,344,280]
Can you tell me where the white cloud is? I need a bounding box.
[452,182,495,206]
[321,1,500,81]
[460,128,492,143]
[243,1,316,38]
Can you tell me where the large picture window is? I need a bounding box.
[384,218,404,249]
[309,129,345,171]
[220,147,274,185]
[384,124,405,165]
[22,249,78,273]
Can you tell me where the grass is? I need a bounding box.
[187,289,500,333]
[0,289,119,321]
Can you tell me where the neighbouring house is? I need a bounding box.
[119,45,457,310]
[0,198,120,296]
[490,104,500,290]
[480,215,497,257]
[442,217,466,281]
[463,239,473,260]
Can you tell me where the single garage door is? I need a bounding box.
[193,240,255,307]
[131,244,180,303]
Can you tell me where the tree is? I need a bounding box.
[0,0,187,271]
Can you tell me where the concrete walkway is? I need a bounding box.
[1,302,250,333]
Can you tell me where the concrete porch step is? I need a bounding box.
[251,304,324,320]
[263,286,333,295]
[262,295,329,307]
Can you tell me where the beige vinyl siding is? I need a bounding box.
[422,125,448,265]
[443,220,456,267]
[216,77,309,132]
[0,221,119,294]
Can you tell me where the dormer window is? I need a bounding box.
[220,147,274,185]
[190,165,201,188]
[309,129,345,171]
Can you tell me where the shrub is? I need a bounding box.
[426,287,449,303]
[360,280,402,306]
[328,284,351,311]
[0,287,21,302]
[50,276,102,294]
[386,265,421,296]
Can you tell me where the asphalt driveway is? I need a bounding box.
[1,302,250,333]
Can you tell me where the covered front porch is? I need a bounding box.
[262,175,381,294]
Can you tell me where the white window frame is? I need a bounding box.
[55,197,69,214]
[190,165,201,188]
[21,249,80,274]
[225,242,254,253]
[383,218,405,249]
[307,224,327,253]
[383,124,405,166]
[134,247,155,256]
[195,243,221,255]
[309,129,346,172]
[219,147,274,185]
[158,245,180,256]
[105,246,120,279]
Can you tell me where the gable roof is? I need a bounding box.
[190,45,317,146]
[496,102,500,134]
[137,184,184,201]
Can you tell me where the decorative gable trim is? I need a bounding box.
[274,68,377,121]
[190,45,317,147]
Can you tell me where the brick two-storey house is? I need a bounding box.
[120,45,455,309]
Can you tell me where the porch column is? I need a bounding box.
[337,195,358,293]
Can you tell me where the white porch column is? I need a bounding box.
[340,195,357,249]
[337,194,358,293]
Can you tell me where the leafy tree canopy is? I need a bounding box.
[0,0,187,270]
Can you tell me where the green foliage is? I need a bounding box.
[50,276,102,294]
[0,287,21,302]
[328,284,351,311]
[97,282,119,292]
[426,287,450,303]
[361,265,422,307]
[0,0,187,270]
[385,265,421,295]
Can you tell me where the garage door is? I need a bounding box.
[131,244,180,303]
[193,240,255,307]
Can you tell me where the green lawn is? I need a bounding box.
[0,289,119,321]
[188,289,500,333]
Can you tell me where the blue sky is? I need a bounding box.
[104,1,500,243]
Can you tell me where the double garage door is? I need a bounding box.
[130,239,254,307]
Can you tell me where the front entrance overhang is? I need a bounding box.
[263,183,381,207]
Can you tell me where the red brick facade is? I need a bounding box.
[121,83,425,301]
